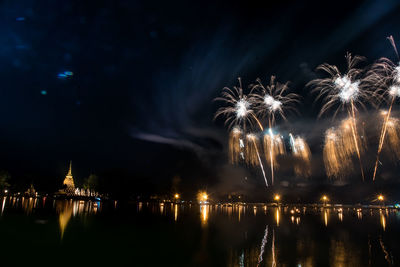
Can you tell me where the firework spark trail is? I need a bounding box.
[247,134,268,187]
[229,127,243,164]
[263,130,286,185]
[257,225,269,267]
[289,133,312,177]
[349,102,365,181]
[308,53,375,181]
[323,128,352,178]
[250,76,299,185]
[372,99,395,181]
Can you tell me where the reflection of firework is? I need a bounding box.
[229,127,243,164]
[309,53,372,180]
[289,134,311,177]
[257,225,269,267]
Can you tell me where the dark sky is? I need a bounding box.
[1,0,400,195]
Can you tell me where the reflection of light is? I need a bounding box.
[357,209,362,220]
[1,197,6,215]
[253,206,257,216]
[238,205,242,222]
[58,201,73,239]
[296,217,300,225]
[380,209,386,231]
[160,203,164,214]
[324,210,328,226]
[200,205,209,225]
[275,208,280,226]
[174,204,178,221]
[291,216,295,223]
[338,208,343,221]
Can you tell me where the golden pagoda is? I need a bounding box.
[63,161,75,194]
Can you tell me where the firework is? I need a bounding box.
[338,117,366,156]
[229,127,243,164]
[308,53,373,180]
[365,36,400,180]
[250,76,299,184]
[246,133,268,187]
[383,116,400,161]
[323,128,352,178]
[264,129,286,184]
[250,76,300,127]
[289,134,312,177]
[214,77,263,131]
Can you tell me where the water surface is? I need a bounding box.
[0,197,398,266]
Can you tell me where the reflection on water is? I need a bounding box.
[380,209,386,231]
[0,198,399,266]
[200,204,209,225]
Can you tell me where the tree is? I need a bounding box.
[83,174,99,193]
[0,171,10,191]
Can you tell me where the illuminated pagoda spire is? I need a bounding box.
[63,161,75,191]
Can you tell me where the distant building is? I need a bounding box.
[59,161,75,196]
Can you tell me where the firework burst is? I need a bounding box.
[308,53,374,180]
[250,76,300,127]
[214,77,263,131]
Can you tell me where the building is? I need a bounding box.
[62,161,75,195]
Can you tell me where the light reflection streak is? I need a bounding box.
[1,196,6,215]
[275,208,280,226]
[380,209,386,231]
[338,208,343,221]
[174,204,178,221]
[200,204,209,225]
[324,209,328,227]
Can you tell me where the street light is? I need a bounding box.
[274,194,280,202]
[378,194,384,207]
[321,195,328,206]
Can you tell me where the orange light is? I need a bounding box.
[174,193,180,199]
[378,194,384,201]
[274,194,280,201]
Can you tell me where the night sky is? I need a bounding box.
[1,0,400,198]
